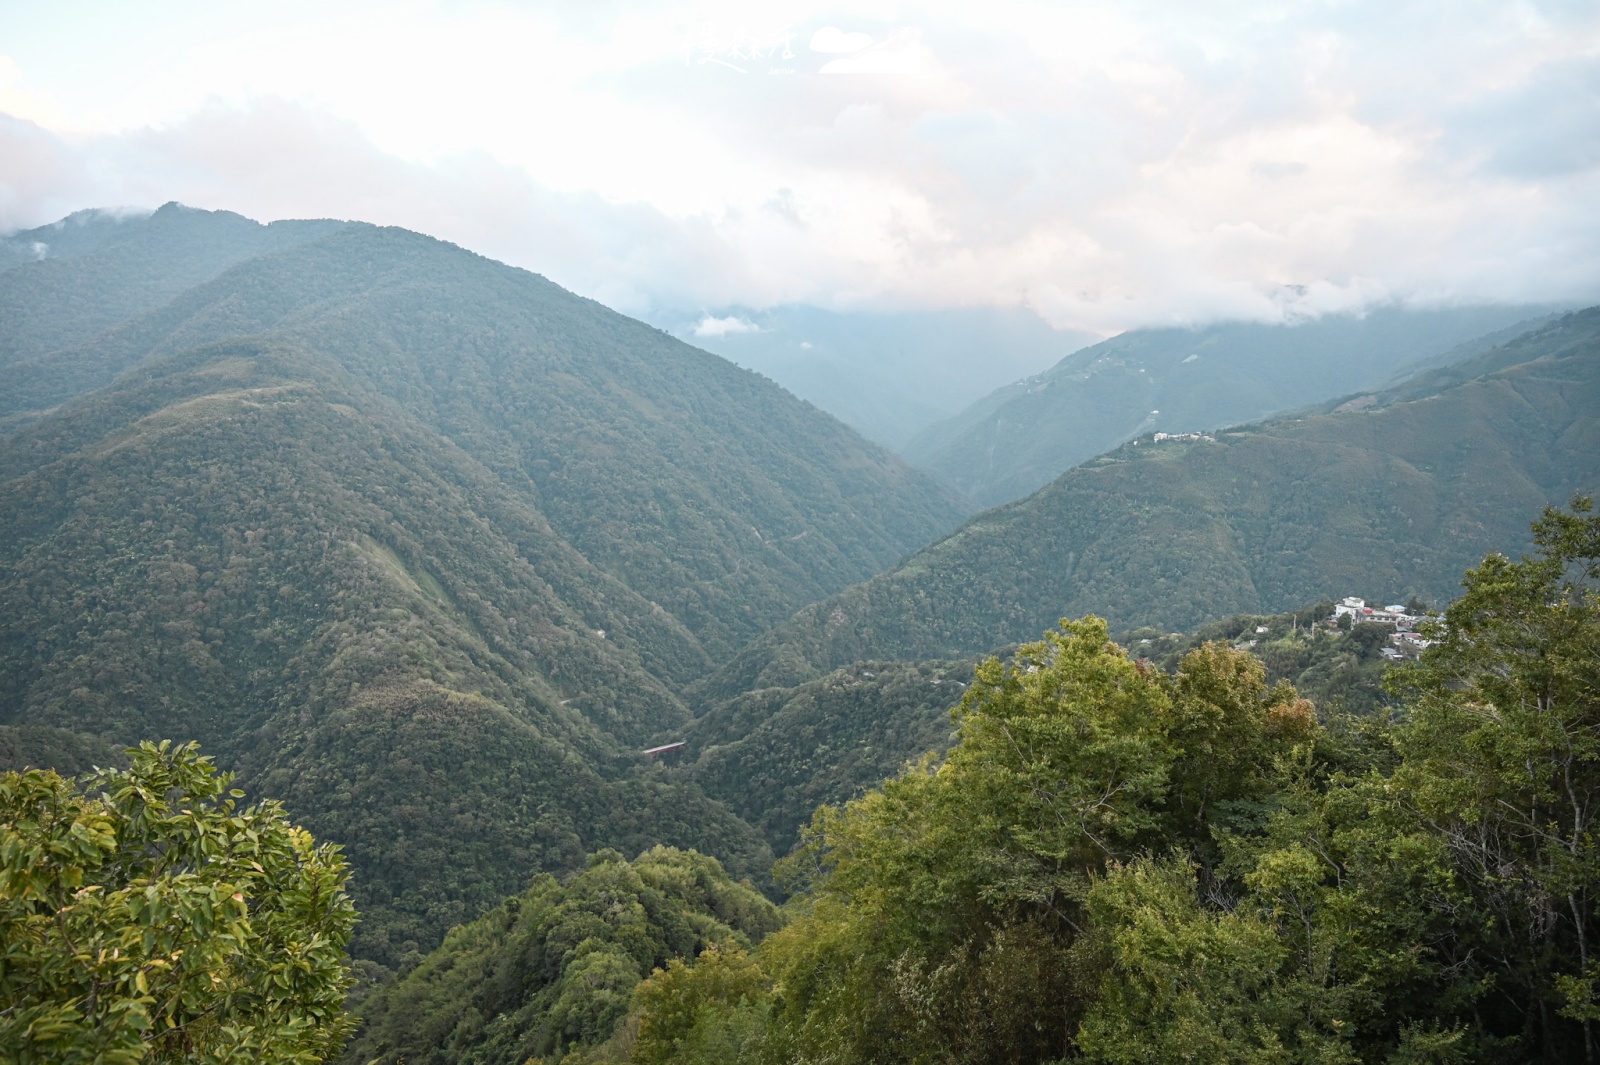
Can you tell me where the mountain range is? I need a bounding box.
[670,305,1097,450]
[0,204,346,426]
[701,307,1600,702]
[0,204,968,972]
[904,304,1563,507]
[4,202,1596,1005]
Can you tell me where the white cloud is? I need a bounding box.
[1,1,1598,332]
[693,314,762,337]
[819,31,930,74]
[0,55,68,129]
[810,27,874,54]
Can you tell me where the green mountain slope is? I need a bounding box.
[0,338,766,968]
[684,659,969,855]
[1,220,968,658]
[904,305,1558,507]
[0,208,969,969]
[0,203,344,376]
[701,309,1600,700]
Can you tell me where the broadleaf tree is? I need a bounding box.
[0,740,356,1065]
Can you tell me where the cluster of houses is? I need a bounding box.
[1332,597,1436,659]
[1151,431,1213,443]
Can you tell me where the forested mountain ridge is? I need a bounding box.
[0,203,345,393]
[0,336,765,970]
[1,211,969,657]
[698,308,1600,702]
[904,304,1559,507]
[0,206,970,972]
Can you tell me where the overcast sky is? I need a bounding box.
[2,0,1598,333]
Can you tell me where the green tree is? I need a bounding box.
[1076,855,1304,1065]
[0,740,356,1065]
[1079,498,1600,1063]
[346,846,782,1065]
[761,618,1316,1065]
[1387,498,1600,1059]
[629,943,771,1065]
[1077,770,1479,1063]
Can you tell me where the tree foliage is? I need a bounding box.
[609,500,1600,1063]
[751,617,1312,1065]
[1383,498,1600,1056]
[346,846,782,1065]
[0,740,355,1064]
[626,943,771,1065]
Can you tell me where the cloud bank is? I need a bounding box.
[693,315,763,337]
[1,1,1598,333]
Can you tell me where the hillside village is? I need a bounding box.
[1217,596,1438,663]
[1332,596,1436,659]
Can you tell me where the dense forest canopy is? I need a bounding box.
[0,206,967,974]
[350,499,1600,1064]
[345,845,782,1065]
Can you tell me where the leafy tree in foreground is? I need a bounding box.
[755,618,1314,1065]
[1384,497,1600,1059]
[1045,498,1600,1062]
[0,740,356,1065]
[619,499,1596,1063]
